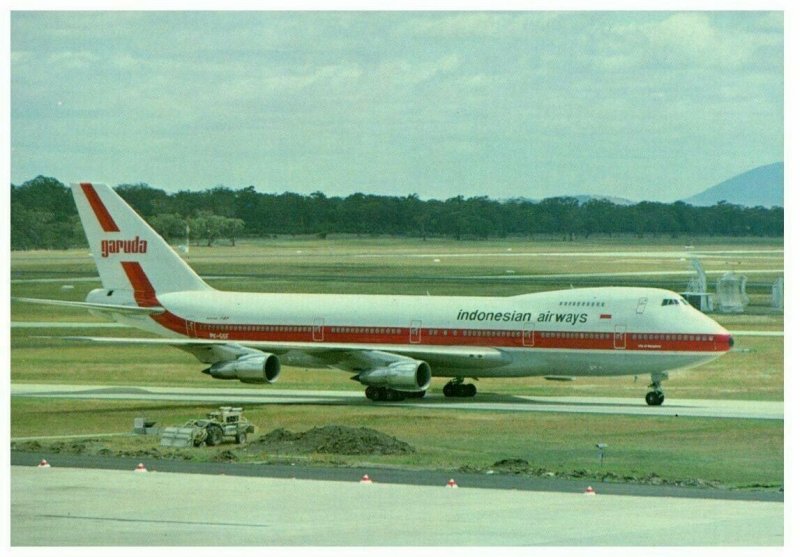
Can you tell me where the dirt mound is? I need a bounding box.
[491,458,532,474]
[253,425,414,455]
[490,458,555,476]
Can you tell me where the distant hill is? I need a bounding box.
[682,162,783,207]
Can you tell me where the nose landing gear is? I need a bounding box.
[645,372,668,406]
[645,390,665,406]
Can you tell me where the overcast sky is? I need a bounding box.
[10,10,783,201]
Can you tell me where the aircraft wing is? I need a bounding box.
[61,336,512,370]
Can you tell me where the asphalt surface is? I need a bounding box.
[10,376,784,546]
[11,464,783,546]
[9,450,783,502]
[11,383,785,420]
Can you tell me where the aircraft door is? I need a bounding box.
[522,322,535,347]
[614,324,627,349]
[313,318,325,342]
[186,320,197,338]
[409,320,422,344]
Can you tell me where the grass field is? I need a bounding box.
[9,237,784,488]
[9,399,782,489]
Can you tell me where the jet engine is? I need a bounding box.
[355,360,431,392]
[204,353,281,384]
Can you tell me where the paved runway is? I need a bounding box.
[729,329,784,337]
[11,465,783,546]
[11,383,784,420]
[354,249,784,259]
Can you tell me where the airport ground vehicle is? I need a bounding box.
[184,407,255,446]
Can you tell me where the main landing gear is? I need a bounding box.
[443,378,477,398]
[364,386,426,402]
[645,372,668,406]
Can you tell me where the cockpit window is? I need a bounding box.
[661,298,681,306]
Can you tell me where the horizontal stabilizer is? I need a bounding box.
[12,297,164,316]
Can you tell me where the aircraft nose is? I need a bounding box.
[701,311,732,351]
[718,332,734,351]
[716,326,733,351]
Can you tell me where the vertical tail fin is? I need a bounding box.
[72,183,210,294]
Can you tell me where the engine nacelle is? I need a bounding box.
[356,360,431,392]
[204,353,281,384]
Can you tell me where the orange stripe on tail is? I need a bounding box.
[80,183,120,232]
[121,261,160,307]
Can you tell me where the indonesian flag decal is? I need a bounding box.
[600,313,612,319]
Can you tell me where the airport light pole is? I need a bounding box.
[596,443,607,467]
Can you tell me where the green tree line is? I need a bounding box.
[10,176,784,250]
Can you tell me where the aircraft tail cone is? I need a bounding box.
[134,462,148,473]
[446,478,459,488]
[37,459,51,468]
[584,486,596,495]
[360,474,373,484]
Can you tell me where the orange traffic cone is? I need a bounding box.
[584,486,596,495]
[134,462,148,473]
[360,474,373,484]
[37,459,51,468]
[446,478,459,488]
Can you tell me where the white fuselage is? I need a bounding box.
[101,285,732,379]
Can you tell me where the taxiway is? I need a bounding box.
[10,383,784,420]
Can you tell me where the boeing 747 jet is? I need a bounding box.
[17,183,733,405]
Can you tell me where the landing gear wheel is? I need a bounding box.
[235,432,247,444]
[386,389,405,402]
[365,386,407,402]
[205,424,224,446]
[645,391,665,406]
[645,372,668,406]
[457,383,477,397]
[443,379,477,398]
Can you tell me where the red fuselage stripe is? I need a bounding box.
[120,261,188,332]
[185,323,730,353]
[119,261,731,354]
[80,183,120,233]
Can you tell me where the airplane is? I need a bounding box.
[15,183,734,406]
